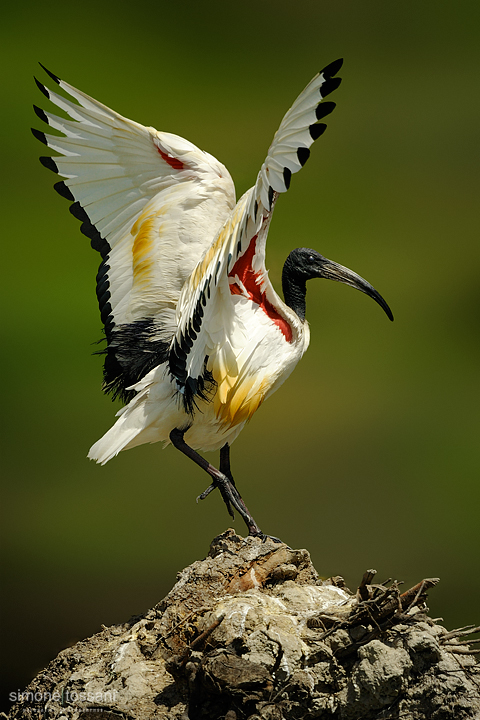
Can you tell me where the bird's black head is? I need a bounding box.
[282,247,393,322]
[283,247,331,282]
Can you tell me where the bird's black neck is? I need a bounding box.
[282,256,307,321]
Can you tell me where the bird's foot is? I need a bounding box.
[248,530,284,544]
[197,477,235,519]
[196,467,275,541]
[196,483,215,502]
[197,484,284,544]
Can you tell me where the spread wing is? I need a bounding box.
[169,60,343,417]
[33,66,236,400]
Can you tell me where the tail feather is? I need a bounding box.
[88,365,173,464]
[88,422,141,465]
[88,388,152,464]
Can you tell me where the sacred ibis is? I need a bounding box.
[33,60,393,539]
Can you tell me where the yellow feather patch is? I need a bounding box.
[131,206,168,287]
[189,201,244,292]
[211,349,238,406]
[132,219,154,281]
[191,223,228,291]
[213,372,268,428]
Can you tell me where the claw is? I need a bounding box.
[196,479,235,519]
[197,483,215,502]
[257,532,284,544]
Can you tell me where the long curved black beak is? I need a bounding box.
[318,258,394,321]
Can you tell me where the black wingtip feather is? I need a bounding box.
[321,58,343,77]
[315,101,336,121]
[54,181,75,201]
[309,123,327,141]
[283,167,292,190]
[90,234,110,259]
[33,105,49,124]
[70,200,110,258]
[297,147,310,167]
[69,201,89,223]
[34,77,50,99]
[39,63,61,84]
[40,155,58,173]
[321,76,342,98]
[31,127,47,145]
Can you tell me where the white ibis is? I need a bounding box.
[33,60,393,539]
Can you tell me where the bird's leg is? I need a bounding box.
[169,429,263,537]
[220,442,259,520]
[197,445,236,501]
[218,443,265,537]
[219,443,236,485]
[220,443,284,546]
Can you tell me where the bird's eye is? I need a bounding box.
[308,254,315,262]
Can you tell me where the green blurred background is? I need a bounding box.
[1,0,479,708]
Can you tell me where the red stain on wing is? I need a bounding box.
[156,145,185,171]
[229,236,292,342]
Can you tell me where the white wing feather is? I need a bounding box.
[34,61,342,417]
[170,61,343,408]
[35,69,236,330]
